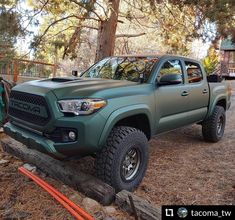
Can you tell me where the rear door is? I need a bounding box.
[183,60,209,121]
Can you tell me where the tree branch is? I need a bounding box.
[81,25,98,30]
[23,0,49,31]
[33,15,99,47]
[33,15,75,47]
[69,0,103,21]
[115,33,146,38]
[95,1,108,19]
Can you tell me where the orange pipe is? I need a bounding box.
[18,167,93,220]
[18,167,84,220]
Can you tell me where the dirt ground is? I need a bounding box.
[0,80,234,219]
[0,137,130,220]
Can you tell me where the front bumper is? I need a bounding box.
[4,122,66,159]
[4,112,107,159]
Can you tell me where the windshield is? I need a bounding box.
[82,57,158,82]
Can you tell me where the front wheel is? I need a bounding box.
[95,126,149,192]
[202,106,226,142]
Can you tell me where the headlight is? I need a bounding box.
[58,99,107,115]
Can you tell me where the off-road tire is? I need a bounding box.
[95,126,149,192]
[202,106,226,142]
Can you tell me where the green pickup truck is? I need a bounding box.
[4,55,231,191]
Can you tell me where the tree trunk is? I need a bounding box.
[95,0,120,62]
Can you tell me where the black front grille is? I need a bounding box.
[8,91,50,126]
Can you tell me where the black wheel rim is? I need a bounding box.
[121,148,141,181]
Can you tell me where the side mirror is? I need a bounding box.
[158,73,182,86]
[72,70,78,77]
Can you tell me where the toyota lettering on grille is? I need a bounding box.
[9,99,48,118]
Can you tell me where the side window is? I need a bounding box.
[185,61,203,83]
[158,59,183,83]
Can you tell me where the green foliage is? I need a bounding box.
[0,0,23,57]
[28,0,234,66]
[202,46,219,75]
[29,0,96,60]
[169,0,235,41]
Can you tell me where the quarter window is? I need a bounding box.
[158,59,183,83]
[185,61,203,83]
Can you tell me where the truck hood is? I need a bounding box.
[13,77,147,99]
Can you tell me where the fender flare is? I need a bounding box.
[98,104,153,147]
[207,95,227,118]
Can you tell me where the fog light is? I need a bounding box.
[68,131,76,141]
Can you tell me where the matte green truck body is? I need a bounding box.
[4,55,231,159]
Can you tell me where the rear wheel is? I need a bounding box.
[95,126,149,192]
[202,106,226,142]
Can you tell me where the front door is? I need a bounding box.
[155,59,191,133]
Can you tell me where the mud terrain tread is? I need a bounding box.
[95,126,148,191]
[202,106,225,142]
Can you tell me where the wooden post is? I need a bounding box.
[116,190,161,220]
[53,64,57,78]
[13,61,19,83]
[7,62,10,76]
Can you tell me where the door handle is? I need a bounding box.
[181,91,189,96]
[202,89,208,94]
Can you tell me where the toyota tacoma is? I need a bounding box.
[4,55,231,191]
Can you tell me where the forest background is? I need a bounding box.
[0,0,234,75]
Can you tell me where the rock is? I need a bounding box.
[0,159,9,165]
[23,163,37,173]
[94,211,105,220]
[82,197,102,214]
[103,206,117,215]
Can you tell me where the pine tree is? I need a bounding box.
[28,0,235,62]
[0,0,24,57]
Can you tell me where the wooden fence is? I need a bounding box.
[0,56,57,83]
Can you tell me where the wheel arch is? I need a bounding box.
[216,99,226,110]
[207,95,227,118]
[98,105,153,147]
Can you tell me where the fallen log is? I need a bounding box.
[115,190,161,220]
[0,137,115,205]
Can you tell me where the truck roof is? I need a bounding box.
[111,54,197,61]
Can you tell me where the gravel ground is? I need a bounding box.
[0,80,234,219]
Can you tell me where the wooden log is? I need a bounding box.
[115,190,161,220]
[0,137,115,205]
